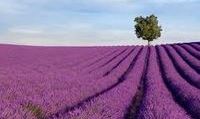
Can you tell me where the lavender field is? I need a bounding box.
[0,42,200,119]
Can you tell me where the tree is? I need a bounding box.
[134,14,162,45]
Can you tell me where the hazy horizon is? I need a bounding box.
[0,0,199,46]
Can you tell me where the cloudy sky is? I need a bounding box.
[0,0,199,46]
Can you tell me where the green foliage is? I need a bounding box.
[23,102,46,119]
[134,14,162,45]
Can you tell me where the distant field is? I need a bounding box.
[0,42,200,119]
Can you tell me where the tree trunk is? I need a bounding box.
[148,41,150,46]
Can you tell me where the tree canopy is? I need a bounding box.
[134,14,162,45]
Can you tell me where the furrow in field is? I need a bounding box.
[87,47,135,78]
[123,47,149,119]
[137,46,190,119]
[157,46,200,118]
[48,47,143,118]
[53,46,148,119]
[68,47,113,67]
[80,47,128,74]
[164,45,200,89]
[180,44,200,60]
[0,46,119,118]
[67,47,135,86]
[173,45,200,74]
[73,48,122,72]
[191,43,200,51]
[87,48,131,74]
[24,47,141,117]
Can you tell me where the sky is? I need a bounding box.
[0,0,199,46]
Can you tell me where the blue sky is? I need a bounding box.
[0,0,199,46]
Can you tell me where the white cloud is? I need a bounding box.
[9,27,44,34]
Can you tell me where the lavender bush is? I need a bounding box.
[0,42,199,119]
